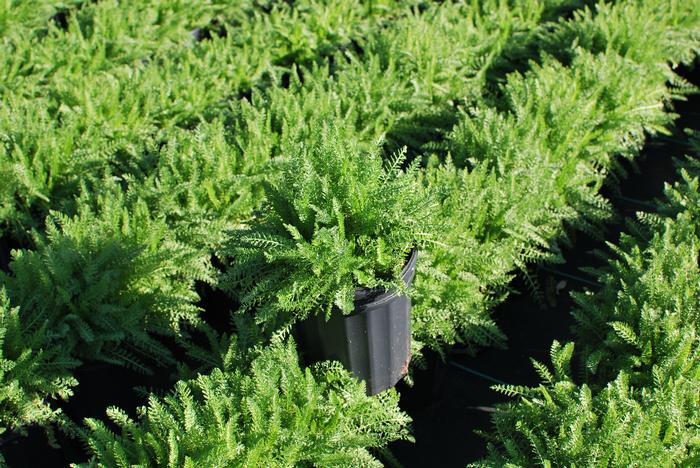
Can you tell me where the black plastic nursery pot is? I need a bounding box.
[297,249,418,396]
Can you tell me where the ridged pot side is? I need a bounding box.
[297,250,418,395]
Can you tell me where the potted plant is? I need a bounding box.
[220,125,434,394]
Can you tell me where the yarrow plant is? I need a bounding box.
[220,125,434,331]
[0,288,77,439]
[1,183,210,374]
[0,0,699,464]
[78,339,412,468]
[480,160,700,467]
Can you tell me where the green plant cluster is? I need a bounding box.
[0,0,700,465]
[0,287,77,438]
[0,0,411,239]
[78,339,412,468]
[0,0,419,445]
[211,0,619,349]
[0,0,84,37]
[220,125,433,331]
[2,183,211,372]
[411,0,700,355]
[479,159,700,466]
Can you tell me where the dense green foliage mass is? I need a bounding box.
[0,288,77,439]
[2,184,211,373]
[1,0,700,465]
[411,0,700,355]
[221,125,433,330]
[78,340,412,468]
[0,0,83,36]
[0,0,410,239]
[480,157,700,466]
[1,0,427,458]
[127,118,273,255]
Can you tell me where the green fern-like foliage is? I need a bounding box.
[0,0,406,240]
[1,0,230,91]
[571,135,700,384]
[78,340,412,468]
[480,156,700,466]
[130,117,273,255]
[0,0,84,37]
[241,0,585,171]
[411,48,667,354]
[0,96,106,238]
[0,288,78,438]
[2,0,392,98]
[572,217,700,385]
[220,125,433,331]
[297,0,583,157]
[411,0,699,355]
[481,342,700,467]
[572,169,700,384]
[541,0,700,70]
[0,0,583,244]
[368,0,573,107]
[1,183,210,373]
[411,158,520,354]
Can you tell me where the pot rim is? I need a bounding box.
[346,248,418,312]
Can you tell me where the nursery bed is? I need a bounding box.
[2,1,700,466]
